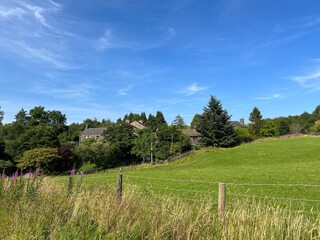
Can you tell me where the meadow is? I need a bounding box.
[1,136,320,239]
[81,136,320,212]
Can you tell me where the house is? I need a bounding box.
[182,129,201,146]
[79,121,146,142]
[79,126,108,142]
[230,118,247,128]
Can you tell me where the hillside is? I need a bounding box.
[81,136,320,211]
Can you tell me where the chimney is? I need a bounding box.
[240,118,245,125]
[85,124,89,130]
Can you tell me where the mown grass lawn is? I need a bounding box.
[70,136,320,211]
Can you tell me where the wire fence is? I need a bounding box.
[78,173,320,215]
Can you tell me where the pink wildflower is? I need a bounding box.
[36,167,41,174]
[11,173,17,181]
[71,167,76,176]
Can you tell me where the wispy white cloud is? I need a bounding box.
[33,83,94,100]
[181,83,209,95]
[12,41,72,69]
[48,0,62,10]
[289,70,320,85]
[97,28,132,51]
[0,7,25,19]
[303,17,320,28]
[24,4,51,28]
[256,93,284,101]
[0,0,81,70]
[288,68,320,91]
[118,85,133,96]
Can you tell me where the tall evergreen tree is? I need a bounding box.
[155,111,167,128]
[196,96,238,147]
[172,114,186,128]
[146,114,157,132]
[140,112,147,124]
[190,114,201,129]
[249,107,263,137]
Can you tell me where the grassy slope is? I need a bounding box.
[81,136,320,210]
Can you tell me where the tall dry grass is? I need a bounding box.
[0,176,319,239]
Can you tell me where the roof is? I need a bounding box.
[130,121,146,130]
[80,128,108,136]
[230,121,247,128]
[182,129,201,137]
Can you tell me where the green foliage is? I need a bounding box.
[145,111,167,132]
[249,107,263,137]
[17,147,61,173]
[146,114,157,131]
[140,112,147,123]
[75,140,115,168]
[290,123,302,134]
[196,96,238,147]
[132,125,191,162]
[310,120,320,134]
[155,111,167,127]
[172,114,186,128]
[276,118,290,135]
[103,123,136,165]
[126,112,141,122]
[190,114,201,129]
[0,106,3,125]
[7,125,60,161]
[234,127,254,143]
[0,160,14,169]
[154,125,191,160]
[82,118,101,128]
[2,107,66,161]
[131,128,153,160]
[312,105,320,120]
[260,119,279,137]
[0,137,5,159]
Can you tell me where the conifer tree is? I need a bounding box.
[172,114,186,128]
[196,96,238,147]
[249,107,263,137]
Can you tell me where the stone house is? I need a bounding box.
[181,129,201,146]
[79,126,108,142]
[230,118,247,128]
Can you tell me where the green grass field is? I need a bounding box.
[78,136,320,212]
[2,136,320,239]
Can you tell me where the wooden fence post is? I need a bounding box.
[218,182,226,218]
[117,174,123,202]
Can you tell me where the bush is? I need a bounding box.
[234,127,254,143]
[17,147,62,174]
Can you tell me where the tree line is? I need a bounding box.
[0,96,319,175]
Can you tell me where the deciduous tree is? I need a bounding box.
[17,147,61,173]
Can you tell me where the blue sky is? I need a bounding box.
[0,0,320,125]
